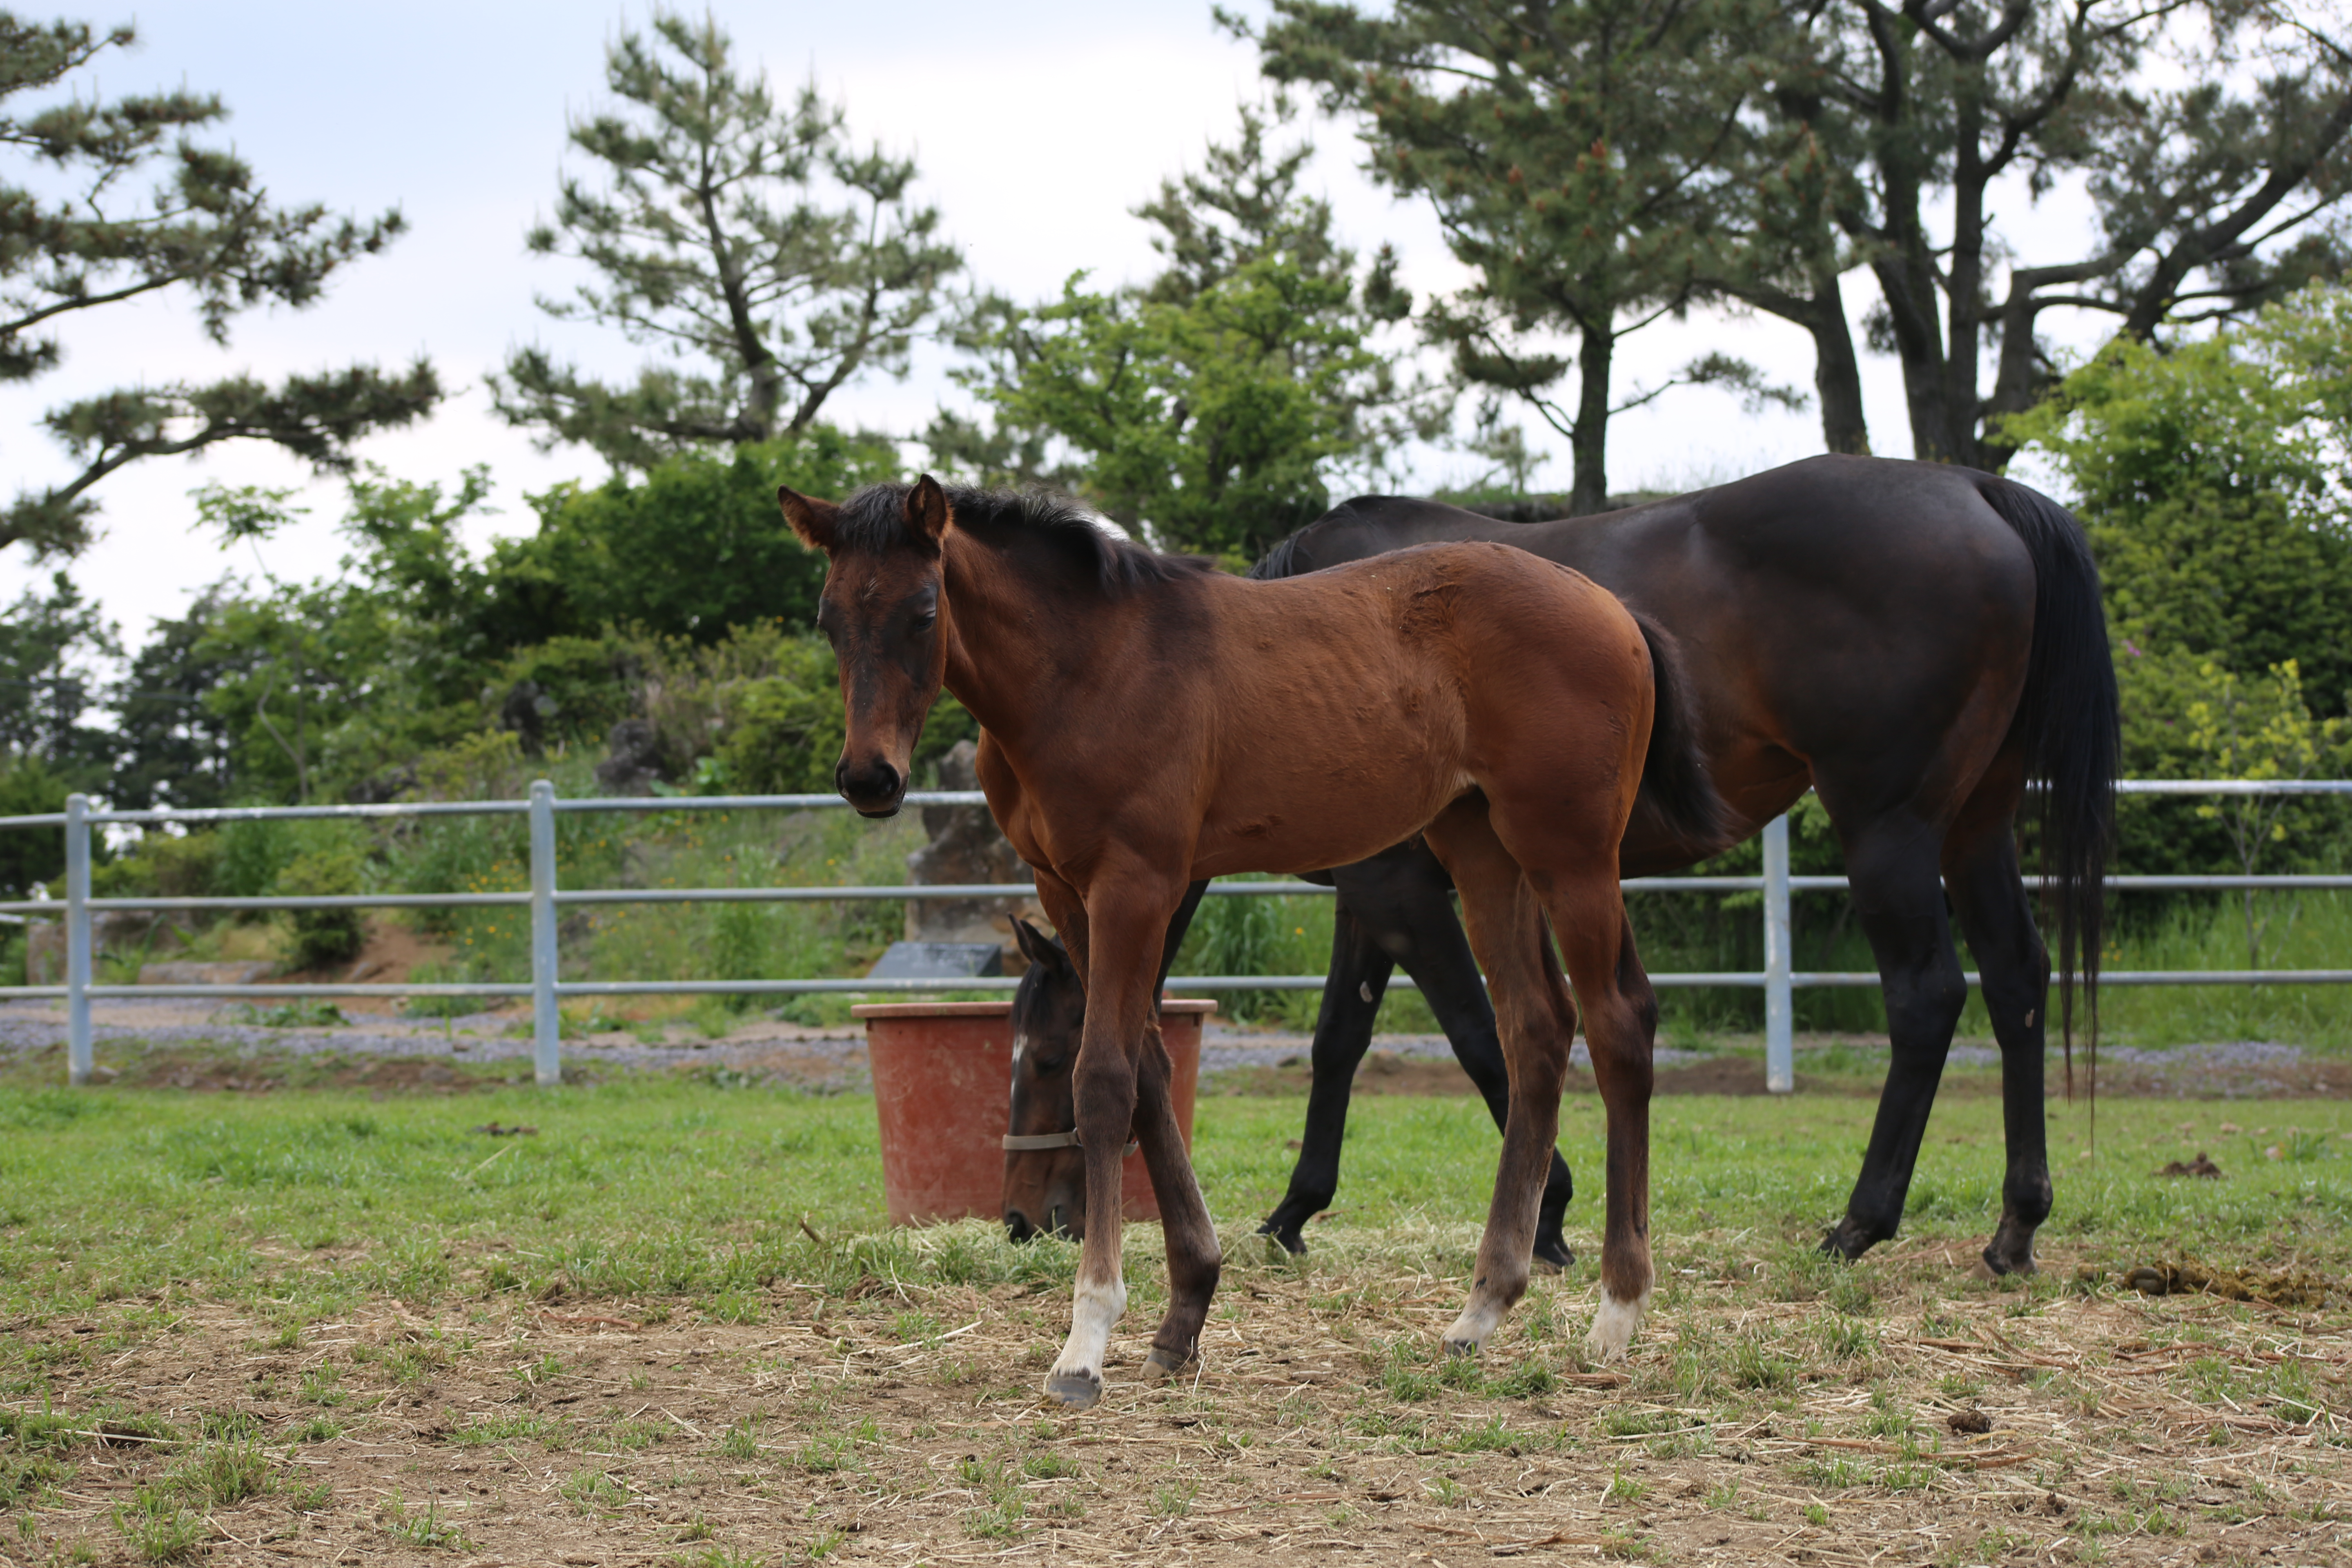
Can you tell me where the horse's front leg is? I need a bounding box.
[1040,870,1209,1409]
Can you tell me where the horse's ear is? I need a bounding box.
[904,474,950,545]
[1011,917,1067,975]
[778,486,838,551]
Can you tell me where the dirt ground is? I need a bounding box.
[7,1245,2347,1567]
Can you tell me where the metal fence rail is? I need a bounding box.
[0,780,2345,1091]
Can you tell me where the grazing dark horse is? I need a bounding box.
[1001,889,1206,1244]
[781,476,1726,1406]
[1006,454,2118,1280]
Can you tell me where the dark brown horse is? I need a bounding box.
[1004,454,2118,1279]
[781,477,1726,1408]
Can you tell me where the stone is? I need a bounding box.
[136,961,275,986]
[596,717,667,796]
[24,921,60,986]
[865,941,1005,981]
[904,739,1044,963]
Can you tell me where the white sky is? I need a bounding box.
[2,0,2125,649]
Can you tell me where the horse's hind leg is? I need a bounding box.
[1352,844,1576,1269]
[1264,844,1574,1266]
[1819,813,1970,1261]
[1941,779,2053,1276]
[1419,802,1577,1356]
[1532,873,1657,1363]
[1259,897,1393,1254]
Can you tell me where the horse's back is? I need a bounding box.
[1183,543,1650,879]
[1285,457,2046,840]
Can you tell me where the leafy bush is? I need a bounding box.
[90,831,222,900]
[278,844,368,971]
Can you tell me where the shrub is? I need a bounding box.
[279,845,368,970]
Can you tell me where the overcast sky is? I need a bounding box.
[3,0,2109,647]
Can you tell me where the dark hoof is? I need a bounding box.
[1979,1241,2038,1278]
[1819,1220,1879,1262]
[1532,1233,1575,1273]
[1256,1219,1307,1257]
[1043,1368,1102,1410]
[1441,1334,1479,1359]
[1143,1346,1198,1383]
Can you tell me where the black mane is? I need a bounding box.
[835,483,1213,593]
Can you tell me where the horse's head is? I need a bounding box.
[1002,917,1089,1243]
[778,477,951,818]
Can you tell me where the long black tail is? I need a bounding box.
[1975,474,2119,1099]
[1628,611,1737,856]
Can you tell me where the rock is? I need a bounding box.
[24,920,60,985]
[136,961,275,986]
[1947,1407,1993,1434]
[24,914,186,984]
[904,739,1043,963]
[866,941,1005,980]
[596,717,667,796]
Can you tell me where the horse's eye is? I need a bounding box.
[911,611,936,632]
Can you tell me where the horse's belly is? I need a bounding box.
[1192,761,1466,880]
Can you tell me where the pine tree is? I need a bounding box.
[935,102,1432,563]
[495,11,962,470]
[1826,0,2352,469]
[0,13,439,557]
[1240,0,1800,514]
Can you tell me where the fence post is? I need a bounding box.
[529,779,561,1087]
[1763,811,1793,1094]
[65,792,92,1087]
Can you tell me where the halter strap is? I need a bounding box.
[1001,1129,1141,1156]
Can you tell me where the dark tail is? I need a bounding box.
[1975,474,2119,1103]
[1628,611,1737,856]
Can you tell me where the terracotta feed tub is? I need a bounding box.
[853,999,1216,1227]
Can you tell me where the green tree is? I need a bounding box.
[0,753,70,895]
[1,12,439,557]
[2005,282,2352,713]
[1239,0,1801,514]
[108,584,248,811]
[0,571,119,791]
[486,427,904,648]
[179,470,507,803]
[2179,658,2352,967]
[494,10,960,469]
[939,105,1429,562]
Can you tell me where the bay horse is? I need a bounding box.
[1005,455,2118,1279]
[780,476,1728,1408]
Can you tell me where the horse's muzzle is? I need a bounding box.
[835,756,904,818]
[1003,1205,1077,1243]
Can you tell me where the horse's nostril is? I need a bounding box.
[1005,1210,1035,1243]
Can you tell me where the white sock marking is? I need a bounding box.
[1584,1285,1652,1363]
[1050,1272,1127,1381]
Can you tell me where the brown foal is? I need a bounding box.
[781,477,1723,1410]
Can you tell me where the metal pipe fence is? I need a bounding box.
[0,779,2346,1091]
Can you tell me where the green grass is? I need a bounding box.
[0,1069,2347,1329]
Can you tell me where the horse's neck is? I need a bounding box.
[938,533,1096,742]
